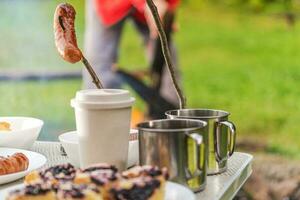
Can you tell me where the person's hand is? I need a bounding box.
[145,0,168,39]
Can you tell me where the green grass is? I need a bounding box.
[1,1,300,158]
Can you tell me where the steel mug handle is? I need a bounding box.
[215,121,236,162]
[185,133,205,180]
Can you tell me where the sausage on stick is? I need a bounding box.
[54,3,103,89]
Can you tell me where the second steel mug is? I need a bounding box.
[166,109,236,175]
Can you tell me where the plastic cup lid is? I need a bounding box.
[71,89,135,109]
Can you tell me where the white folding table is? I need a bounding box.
[0,141,253,200]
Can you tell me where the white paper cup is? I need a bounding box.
[71,89,135,170]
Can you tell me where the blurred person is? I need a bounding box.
[83,0,181,113]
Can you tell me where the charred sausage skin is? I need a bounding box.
[54,3,82,63]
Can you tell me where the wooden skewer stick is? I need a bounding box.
[145,0,186,109]
[82,56,104,89]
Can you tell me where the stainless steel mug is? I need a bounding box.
[137,119,208,192]
[165,109,236,175]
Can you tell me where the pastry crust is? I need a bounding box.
[75,164,119,200]
[6,184,56,200]
[0,153,29,175]
[110,166,168,200]
[25,163,76,185]
[56,183,102,200]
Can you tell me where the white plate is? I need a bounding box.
[0,148,47,185]
[0,182,195,200]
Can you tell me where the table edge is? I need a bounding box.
[218,152,253,200]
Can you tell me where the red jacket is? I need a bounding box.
[94,0,180,26]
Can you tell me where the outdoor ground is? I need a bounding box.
[1,1,300,161]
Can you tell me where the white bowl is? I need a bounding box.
[58,131,79,167]
[0,117,44,150]
[59,129,139,167]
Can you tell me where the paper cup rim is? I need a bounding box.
[71,97,135,110]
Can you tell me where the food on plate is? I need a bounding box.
[9,163,168,200]
[74,164,119,200]
[54,3,82,63]
[0,153,29,175]
[25,163,76,185]
[112,166,168,200]
[121,165,168,180]
[7,184,56,200]
[56,183,101,200]
[0,121,11,131]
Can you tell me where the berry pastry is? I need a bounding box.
[110,166,169,200]
[8,163,169,200]
[75,164,119,200]
[110,175,165,200]
[56,183,102,200]
[7,184,56,200]
[25,163,76,186]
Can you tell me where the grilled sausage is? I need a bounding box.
[54,3,82,63]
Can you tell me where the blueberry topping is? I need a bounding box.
[146,167,162,177]
[60,185,85,198]
[40,163,76,181]
[10,184,50,196]
[111,179,161,200]
[90,170,118,186]
[59,184,100,198]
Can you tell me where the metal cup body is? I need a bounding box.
[137,119,208,192]
[166,109,236,175]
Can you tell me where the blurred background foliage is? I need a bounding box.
[1,0,300,159]
[184,0,299,12]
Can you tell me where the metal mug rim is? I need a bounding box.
[165,108,230,119]
[137,119,207,132]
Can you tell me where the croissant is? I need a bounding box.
[0,153,29,175]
